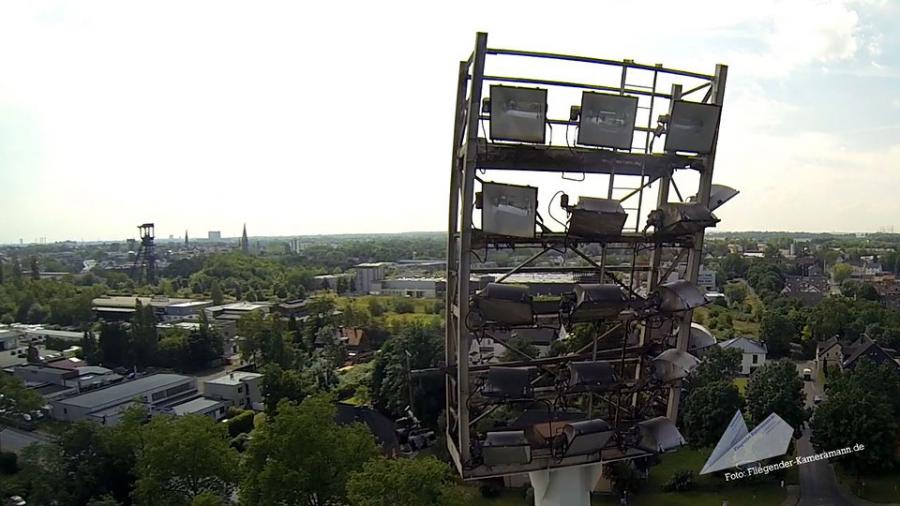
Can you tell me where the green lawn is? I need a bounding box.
[837,468,900,503]
[733,377,749,395]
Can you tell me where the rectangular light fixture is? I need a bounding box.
[472,283,533,326]
[483,430,532,466]
[689,184,739,212]
[577,92,638,149]
[568,361,618,391]
[653,202,719,236]
[569,284,628,322]
[637,416,686,453]
[656,280,708,313]
[483,366,536,400]
[481,182,538,238]
[563,419,615,456]
[568,197,628,237]
[489,85,547,143]
[651,348,701,382]
[664,100,722,154]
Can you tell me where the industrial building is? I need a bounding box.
[50,374,196,425]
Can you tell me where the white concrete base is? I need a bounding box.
[529,464,604,506]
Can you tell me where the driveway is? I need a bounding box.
[796,361,854,506]
[0,427,52,454]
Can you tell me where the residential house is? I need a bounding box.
[842,336,899,371]
[815,336,843,373]
[781,275,830,306]
[718,337,767,375]
[202,371,263,410]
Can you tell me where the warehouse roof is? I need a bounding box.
[55,374,191,409]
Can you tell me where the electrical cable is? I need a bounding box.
[547,191,569,230]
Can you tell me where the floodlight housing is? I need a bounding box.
[656,280,708,313]
[651,348,701,382]
[489,85,548,143]
[569,284,628,322]
[483,366,536,400]
[567,197,628,237]
[483,430,532,466]
[652,202,719,236]
[689,184,739,212]
[664,100,722,154]
[672,322,717,354]
[472,283,533,326]
[481,182,538,238]
[563,419,615,456]
[568,361,618,391]
[637,416,686,453]
[576,92,638,149]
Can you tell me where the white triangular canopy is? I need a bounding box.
[700,412,794,475]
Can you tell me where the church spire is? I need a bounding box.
[241,223,249,253]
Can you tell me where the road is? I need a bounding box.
[0,427,52,453]
[796,360,854,506]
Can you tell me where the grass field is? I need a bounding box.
[733,377,749,395]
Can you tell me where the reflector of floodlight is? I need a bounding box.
[568,197,628,237]
[489,85,548,143]
[664,100,722,154]
[568,361,618,391]
[483,366,536,400]
[472,283,533,326]
[689,184,739,212]
[651,348,701,382]
[577,92,638,149]
[657,280,708,313]
[564,419,615,456]
[570,284,628,322]
[637,416,685,453]
[481,182,538,238]
[483,430,532,466]
[672,322,717,354]
[653,203,719,236]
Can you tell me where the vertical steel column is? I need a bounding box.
[667,65,728,421]
[445,59,470,469]
[456,32,488,468]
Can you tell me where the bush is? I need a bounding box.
[226,410,255,437]
[663,470,695,492]
[478,479,503,498]
[0,451,17,474]
[393,299,415,314]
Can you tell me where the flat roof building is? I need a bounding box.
[51,374,196,425]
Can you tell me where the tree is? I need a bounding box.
[0,375,43,450]
[210,281,224,306]
[723,282,747,305]
[347,456,469,506]
[719,253,748,280]
[98,322,131,367]
[260,364,309,413]
[371,321,444,425]
[499,336,539,362]
[681,381,744,447]
[132,301,159,368]
[684,346,741,391]
[760,311,794,358]
[135,415,239,506]
[240,395,378,506]
[811,360,899,473]
[832,262,853,284]
[745,360,806,431]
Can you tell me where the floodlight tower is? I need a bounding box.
[132,223,157,285]
[445,32,731,505]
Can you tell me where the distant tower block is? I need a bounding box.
[208,231,222,241]
[184,230,189,247]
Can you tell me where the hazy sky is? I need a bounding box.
[1,0,899,243]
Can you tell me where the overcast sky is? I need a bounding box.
[1,0,899,243]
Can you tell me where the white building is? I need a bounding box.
[203,371,263,410]
[51,374,197,425]
[718,337,767,375]
[355,262,389,295]
[665,264,717,292]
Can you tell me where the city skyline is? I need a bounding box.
[2,1,900,243]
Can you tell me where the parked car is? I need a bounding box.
[7,495,26,506]
[802,368,812,381]
[813,395,823,405]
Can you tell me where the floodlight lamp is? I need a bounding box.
[577,92,638,149]
[637,416,686,453]
[472,283,534,326]
[567,197,628,237]
[489,85,548,143]
[481,182,538,238]
[483,366,536,400]
[650,202,719,236]
[563,419,615,456]
[568,284,628,322]
[568,361,618,391]
[689,184,739,212]
[651,348,701,382]
[656,280,708,313]
[664,100,722,154]
[673,322,717,354]
[482,430,532,466]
